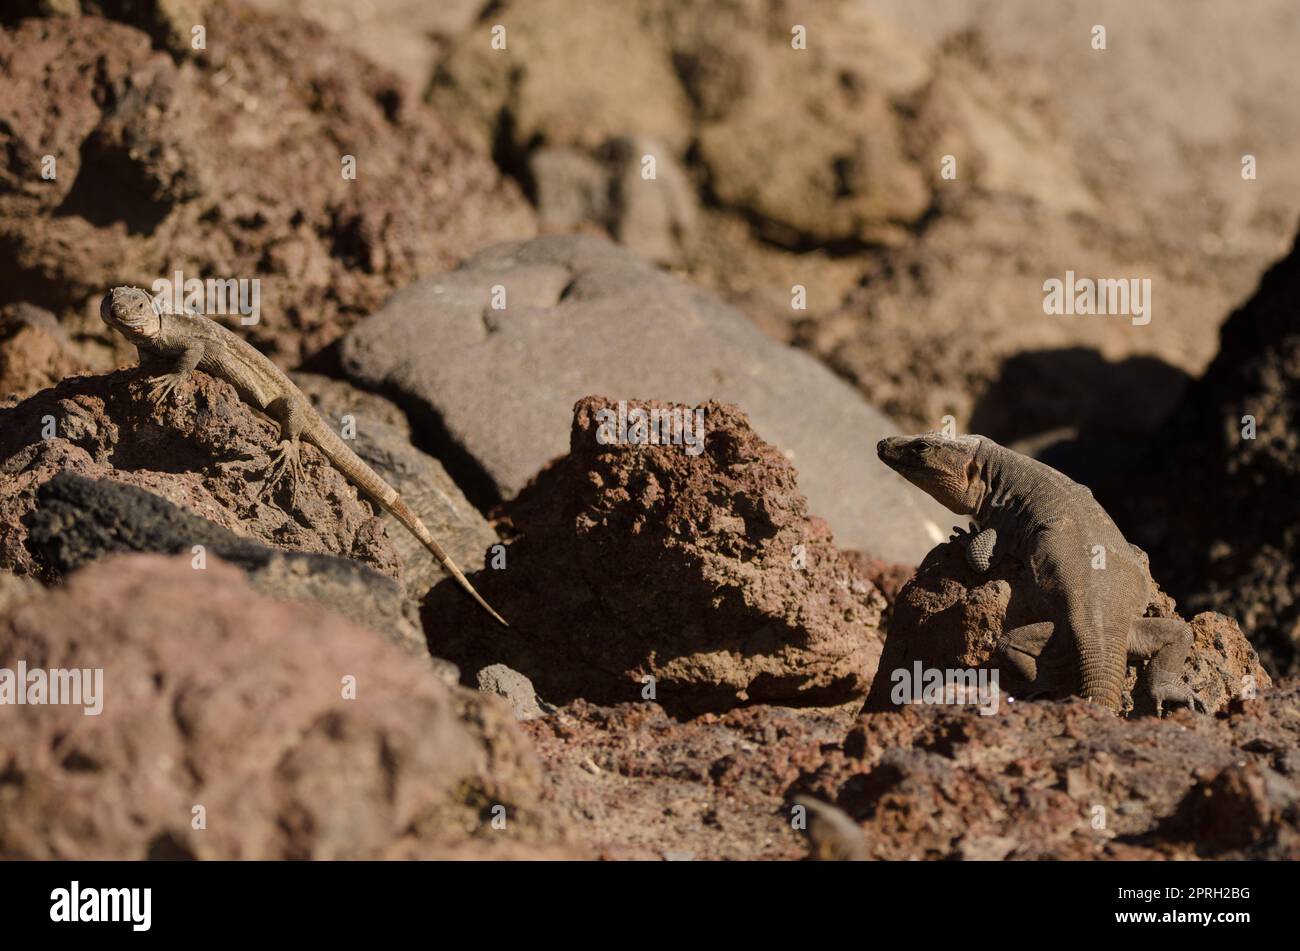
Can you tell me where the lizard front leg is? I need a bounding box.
[951,522,998,572]
[1129,616,1205,715]
[142,342,204,404]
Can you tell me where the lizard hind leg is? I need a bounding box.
[1130,616,1205,715]
[992,621,1059,699]
[264,439,304,509]
[261,396,307,509]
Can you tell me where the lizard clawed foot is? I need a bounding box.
[1148,671,1207,716]
[145,372,189,405]
[949,521,976,543]
[261,439,303,509]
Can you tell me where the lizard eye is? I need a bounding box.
[917,444,933,455]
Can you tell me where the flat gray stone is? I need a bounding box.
[341,235,948,563]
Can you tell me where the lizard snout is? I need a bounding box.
[877,437,907,466]
[98,289,118,323]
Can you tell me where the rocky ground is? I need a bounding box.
[2,1,1298,860]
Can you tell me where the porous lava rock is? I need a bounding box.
[0,3,533,366]
[425,396,886,716]
[1115,226,1300,677]
[0,371,400,580]
[0,555,573,859]
[795,680,1300,861]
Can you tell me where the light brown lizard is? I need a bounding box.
[99,285,507,626]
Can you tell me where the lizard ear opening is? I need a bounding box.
[964,455,980,486]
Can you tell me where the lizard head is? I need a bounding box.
[877,433,986,515]
[100,286,161,338]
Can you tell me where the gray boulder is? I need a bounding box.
[341,235,947,563]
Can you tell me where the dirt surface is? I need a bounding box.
[794,681,1300,861]
[520,679,1300,861]
[522,700,851,860]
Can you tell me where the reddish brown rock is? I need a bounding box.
[0,555,573,859]
[841,553,914,606]
[0,304,85,402]
[517,681,1300,861]
[426,396,886,715]
[864,540,1270,716]
[0,371,400,580]
[1180,764,1290,855]
[0,3,533,367]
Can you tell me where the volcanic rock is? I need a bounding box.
[27,471,425,654]
[424,395,887,716]
[0,370,400,581]
[1116,226,1300,676]
[0,555,571,859]
[0,3,532,366]
[292,372,499,602]
[795,680,1300,860]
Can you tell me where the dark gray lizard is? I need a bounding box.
[877,433,1202,715]
[99,285,507,626]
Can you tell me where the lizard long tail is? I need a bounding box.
[1070,602,1126,712]
[387,495,508,627]
[307,420,508,627]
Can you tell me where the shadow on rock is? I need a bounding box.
[969,347,1191,487]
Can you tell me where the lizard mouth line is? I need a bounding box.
[876,448,924,471]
